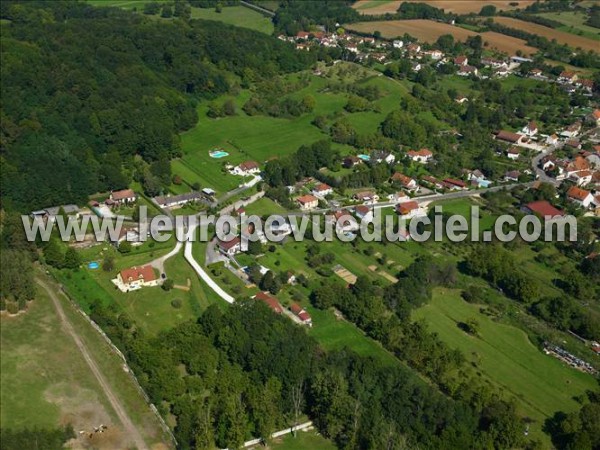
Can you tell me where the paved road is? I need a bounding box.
[216,175,262,206]
[36,278,149,450]
[149,240,183,276]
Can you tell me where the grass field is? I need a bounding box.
[492,16,599,52]
[0,274,168,447]
[85,0,150,9]
[413,289,597,437]
[190,6,273,35]
[537,11,600,41]
[272,429,337,450]
[346,20,537,55]
[352,0,536,15]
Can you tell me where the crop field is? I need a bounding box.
[413,288,597,439]
[347,20,537,55]
[0,274,167,448]
[353,0,536,15]
[537,11,600,41]
[492,16,600,52]
[190,6,274,35]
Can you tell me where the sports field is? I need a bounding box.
[347,20,537,55]
[537,11,600,41]
[353,0,536,15]
[492,16,599,52]
[413,289,597,429]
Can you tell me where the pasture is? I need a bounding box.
[537,11,600,41]
[492,16,600,52]
[347,20,537,55]
[413,289,597,437]
[190,6,274,35]
[353,0,536,15]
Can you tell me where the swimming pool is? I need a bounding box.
[209,150,229,158]
[358,154,371,162]
[88,261,99,270]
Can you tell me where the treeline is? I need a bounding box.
[547,390,600,450]
[0,426,75,450]
[501,11,565,29]
[0,1,313,211]
[88,290,524,450]
[311,256,526,449]
[273,0,360,36]
[396,1,448,20]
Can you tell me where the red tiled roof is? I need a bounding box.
[496,130,523,143]
[525,201,564,218]
[567,186,591,201]
[255,292,283,314]
[407,148,432,158]
[355,205,371,216]
[314,183,332,192]
[443,178,467,188]
[297,194,318,205]
[396,201,419,215]
[218,236,241,251]
[240,161,259,171]
[111,189,135,201]
[120,265,156,283]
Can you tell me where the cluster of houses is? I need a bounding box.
[253,292,313,327]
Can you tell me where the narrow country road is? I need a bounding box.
[35,278,149,450]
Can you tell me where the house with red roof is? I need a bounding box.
[114,265,159,292]
[254,292,284,314]
[312,182,333,197]
[567,186,595,208]
[290,303,312,327]
[233,161,260,176]
[217,236,241,256]
[521,121,538,137]
[407,148,433,163]
[522,201,564,218]
[354,204,373,220]
[495,130,526,145]
[395,201,425,218]
[296,194,319,211]
[391,173,418,192]
[443,178,468,190]
[110,189,136,205]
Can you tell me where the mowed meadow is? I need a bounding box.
[346,20,538,55]
[353,0,537,15]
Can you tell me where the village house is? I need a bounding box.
[570,170,593,186]
[371,150,395,164]
[558,71,578,84]
[423,49,443,60]
[454,55,468,66]
[442,178,468,191]
[232,161,260,176]
[457,65,478,77]
[464,169,491,188]
[343,155,362,168]
[113,265,159,292]
[354,204,373,221]
[567,186,595,208]
[387,191,410,203]
[328,210,359,233]
[546,134,559,146]
[560,122,582,138]
[117,227,143,247]
[353,191,379,204]
[217,236,241,256]
[296,194,319,211]
[481,57,508,69]
[576,78,594,94]
[290,303,312,327]
[406,43,421,54]
[504,170,521,182]
[154,192,202,208]
[522,200,564,218]
[312,182,333,197]
[110,189,136,205]
[391,173,418,192]
[392,39,403,48]
[495,130,526,145]
[421,175,444,190]
[254,292,284,314]
[396,201,425,218]
[507,147,521,160]
[407,148,433,163]
[588,109,600,127]
[521,121,538,137]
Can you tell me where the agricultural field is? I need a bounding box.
[190,6,274,35]
[491,16,600,52]
[536,11,600,41]
[0,274,168,448]
[346,20,537,55]
[353,0,536,15]
[413,288,598,442]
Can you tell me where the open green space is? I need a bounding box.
[190,6,274,35]
[244,197,288,216]
[273,429,337,450]
[537,11,600,41]
[413,288,597,435]
[85,0,151,9]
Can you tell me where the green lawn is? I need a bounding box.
[190,6,274,35]
[354,0,396,10]
[537,11,600,41]
[85,0,151,9]
[413,288,597,436]
[244,197,288,216]
[273,430,337,450]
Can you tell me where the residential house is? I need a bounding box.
[521,121,538,137]
[297,194,319,210]
[522,201,564,218]
[114,265,158,292]
[371,150,395,164]
[217,236,241,256]
[411,61,422,72]
[407,148,433,163]
[454,55,468,66]
[507,147,521,160]
[576,79,594,94]
[529,68,543,77]
[457,65,478,77]
[353,191,379,204]
[233,161,260,176]
[560,122,582,138]
[546,134,559,146]
[495,130,526,145]
[504,170,521,182]
[443,178,467,190]
[154,192,202,208]
[420,175,444,190]
[354,204,373,221]
[290,303,312,327]
[588,109,600,127]
[392,39,404,48]
[570,170,593,186]
[567,186,594,208]
[464,170,491,188]
[391,173,418,191]
[406,43,421,53]
[455,95,469,104]
[387,192,410,203]
[110,189,136,205]
[558,71,578,84]
[312,182,333,197]
[395,201,424,218]
[343,155,362,168]
[254,292,284,314]
[481,57,508,69]
[565,139,582,150]
[423,49,443,60]
[328,210,359,233]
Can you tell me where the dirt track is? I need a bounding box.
[36,278,149,450]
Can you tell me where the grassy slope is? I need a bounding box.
[413,288,597,426]
[190,6,274,35]
[273,430,337,450]
[537,11,600,42]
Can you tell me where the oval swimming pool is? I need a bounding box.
[88,261,99,269]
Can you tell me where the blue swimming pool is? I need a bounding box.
[358,154,371,162]
[210,150,229,158]
[88,261,99,270]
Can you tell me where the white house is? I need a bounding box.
[353,191,379,204]
[507,147,521,160]
[154,192,202,208]
[217,236,242,256]
[392,40,403,49]
[232,161,260,176]
[391,173,418,192]
[371,150,395,164]
[354,205,373,221]
[297,194,319,210]
[395,201,426,218]
[407,149,433,163]
[521,121,538,137]
[560,122,582,138]
[570,170,593,186]
[567,186,594,208]
[546,134,559,146]
[110,189,136,205]
[312,182,333,197]
[457,65,478,77]
[113,265,159,293]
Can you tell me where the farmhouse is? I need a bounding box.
[154,192,202,208]
[407,148,433,163]
[290,303,312,327]
[391,173,418,191]
[312,182,333,197]
[113,265,159,292]
[296,194,319,210]
[567,186,594,208]
[522,201,564,218]
[495,130,525,145]
[110,189,136,205]
[217,236,241,256]
[254,292,284,314]
[233,161,260,176]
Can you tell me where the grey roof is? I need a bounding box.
[44,204,80,216]
[155,192,202,206]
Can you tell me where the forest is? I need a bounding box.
[0,0,315,211]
